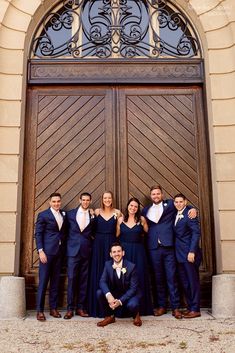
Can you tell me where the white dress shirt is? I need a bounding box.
[175,207,186,225]
[147,202,164,223]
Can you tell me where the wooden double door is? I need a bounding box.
[21,84,214,307]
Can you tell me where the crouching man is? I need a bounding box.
[97,243,142,327]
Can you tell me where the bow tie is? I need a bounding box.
[112,263,122,270]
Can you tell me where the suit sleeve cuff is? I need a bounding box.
[105,292,111,298]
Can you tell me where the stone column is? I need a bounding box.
[212,274,235,318]
[0,276,26,319]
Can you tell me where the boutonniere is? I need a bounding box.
[121,267,127,275]
[178,214,184,220]
[62,211,66,216]
[163,203,167,207]
[113,211,118,219]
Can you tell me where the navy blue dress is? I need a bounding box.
[119,222,153,315]
[88,214,117,317]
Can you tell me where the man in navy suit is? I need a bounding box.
[174,193,201,318]
[35,192,67,321]
[142,185,196,319]
[97,243,142,327]
[64,192,95,319]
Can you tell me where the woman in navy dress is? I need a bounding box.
[117,197,153,315]
[89,191,122,317]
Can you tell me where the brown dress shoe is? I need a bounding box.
[154,307,167,316]
[36,312,46,321]
[181,309,190,315]
[63,311,74,320]
[75,309,89,317]
[50,309,61,318]
[97,316,115,327]
[183,311,201,319]
[133,313,142,327]
[172,309,183,319]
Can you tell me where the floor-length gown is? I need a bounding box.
[119,222,153,315]
[88,214,117,317]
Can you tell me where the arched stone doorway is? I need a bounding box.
[21,0,214,308]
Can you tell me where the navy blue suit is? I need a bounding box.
[35,208,67,312]
[174,206,201,312]
[142,200,180,309]
[66,207,95,311]
[97,259,141,317]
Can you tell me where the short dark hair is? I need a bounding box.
[110,242,123,252]
[174,193,186,200]
[80,192,92,200]
[150,185,163,193]
[49,192,61,199]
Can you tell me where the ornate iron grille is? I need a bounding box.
[31,0,201,59]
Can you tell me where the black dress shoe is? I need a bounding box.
[37,312,46,321]
[64,311,74,320]
[50,309,61,318]
[75,309,89,317]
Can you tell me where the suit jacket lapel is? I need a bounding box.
[121,259,128,287]
[162,200,168,214]
[145,205,151,218]
[74,207,82,231]
[60,210,67,231]
[109,262,115,283]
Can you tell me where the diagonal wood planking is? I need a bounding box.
[126,93,199,208]
[35,94,106,214]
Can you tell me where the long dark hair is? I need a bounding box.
[123,197,141,223]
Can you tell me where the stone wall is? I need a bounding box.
[0,0,234,274]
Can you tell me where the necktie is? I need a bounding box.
[112,262,122,269]
[55,211,63,230]
[175,212,181,226]
[155,205,161,223]
[80,211,86,232]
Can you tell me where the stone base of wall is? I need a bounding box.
[0,276,26,319]
[212,274,235,318]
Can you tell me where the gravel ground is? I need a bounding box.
[0,311,234,353]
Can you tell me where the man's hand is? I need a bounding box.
[89,208,95,217]
[187,252,195,263]
[39,250,47,264]
[110,299,121,310]
[106,293,115,306]
[188,208,197,219]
